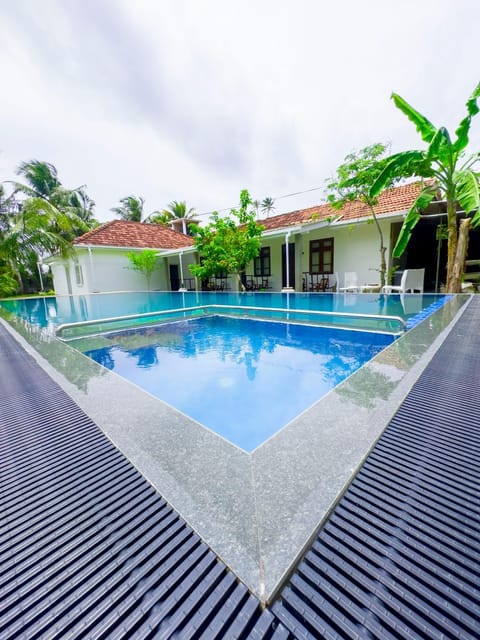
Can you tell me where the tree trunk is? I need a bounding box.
[449,217,471,293]
[369,205,386,288]
[445,194,458,292]
[236,272,246,292]
[10,260,24,294]
[379,245,387,289]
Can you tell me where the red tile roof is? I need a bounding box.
[260,181,426,232]
[74,220,194,250]
[74,183,427,250]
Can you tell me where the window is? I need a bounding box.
[310,238,334,273]
[74,263,84,286]
[254,247,271,276]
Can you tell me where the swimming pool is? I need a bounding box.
[0,290,469,599]
[0,290,451,334]
[78,315,394,451]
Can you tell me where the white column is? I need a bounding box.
[282,231,294,291]
[87,247,96,292]
[37,261,44,292]
[178,253,187,291]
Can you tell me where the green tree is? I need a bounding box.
[0,184,9,234]
[12,160,95,235]
[1,160,92,293]
[0,197,75,292]
[66,186,97,226]
[370,83,480,293]
[325,143,402,288]
[146,210,172,225]
[126,249,158,290]
[157,200,196,234]
[15,159,60,198]
[261,197,275,217]
[189,190,264,290]
[111,195,145,222]
[0,269,17,298]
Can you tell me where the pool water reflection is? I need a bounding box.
[79,315,394,451]
[0,290,449,330]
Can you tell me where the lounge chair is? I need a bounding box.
[382,268,425,294]
[339,271,360,292]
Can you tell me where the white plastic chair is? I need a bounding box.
[339,271,360,292]
[330,272,339,292]
[382,268,425,294]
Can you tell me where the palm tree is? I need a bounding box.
[160,200,195,234]
[0,197,76,292]
[1,159,92,292]
[145,210,173,225]
[10,160,93,239]
[261,197,275,218]
[111,195,145,222]
[371,83,480,292]
[15,160,60,199]
[0,184,9,234]
[64,186,97,226]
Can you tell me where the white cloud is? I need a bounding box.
[1,0,480,221]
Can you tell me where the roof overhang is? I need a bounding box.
[261,209,408,238]
[329,209,408,227]
[156,246,197,257]
[261,225,305,238]
[43,243,196,265]
[72,243,195,253]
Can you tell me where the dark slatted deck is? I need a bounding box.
[0,325,289,639]
[1,296,480,639]
[272,298,480,639]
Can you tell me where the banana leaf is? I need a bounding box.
[369,150,425,198]
[392,189,435,257]
[391,93,437,144]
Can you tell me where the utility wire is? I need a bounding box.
[195,184,325,218]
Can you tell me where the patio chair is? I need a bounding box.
[339,271,360,292]
[328,272,339,292]
[382,268,425,294]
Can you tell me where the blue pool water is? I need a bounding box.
[0,290,450,331]
[80,315,394,451]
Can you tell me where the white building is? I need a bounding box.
[47,182,436,295]
[47,220,195,296]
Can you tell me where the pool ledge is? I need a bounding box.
[0,294,471,602]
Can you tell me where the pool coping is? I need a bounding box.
[0,293,471,601]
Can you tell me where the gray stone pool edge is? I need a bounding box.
[252,294,471,598]
[0,294,470,601]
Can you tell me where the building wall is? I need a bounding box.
[49,217,401,295]
[50,249,171,295]
[299,221,387,288]
[165,255,198,290]
[252,217,398,291]
[49,262,72,296]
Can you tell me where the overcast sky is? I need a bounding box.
[1,0,480,223]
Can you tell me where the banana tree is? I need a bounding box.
[370,83,480,292]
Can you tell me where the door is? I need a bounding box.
[169,264,180,291]
[282,243,295,288]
